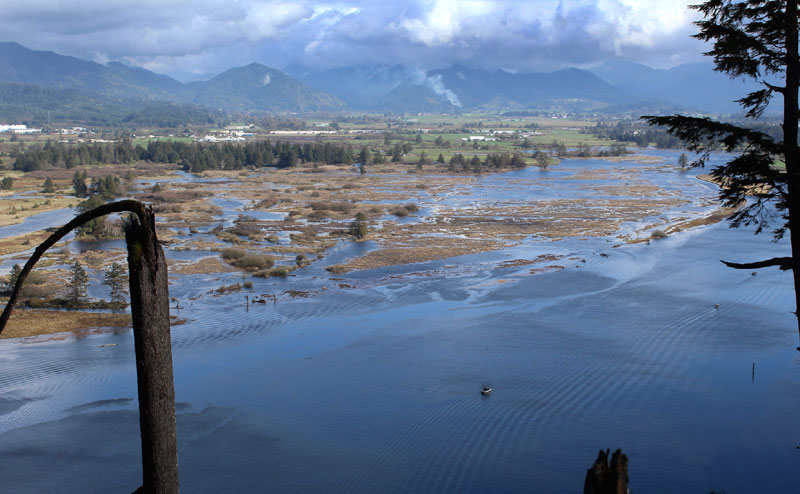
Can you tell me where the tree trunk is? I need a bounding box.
[126,209,180,493]
[784,0,800,341]
[584,449,628,494]
[0,200,180,493]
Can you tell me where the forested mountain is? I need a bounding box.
[0,43,342,116]
[0,41,771,119]
[0,42,187,100]
[588,60,766,114]
[293,63,646,112]
[428,65,628,108]
[286,64,441,111]
[0,83,223,127]
[188,63,345,112]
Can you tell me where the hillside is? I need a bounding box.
[0,43,343,116]
[588,60,766,114]
[0,41,774,118]
[0,82,224,127]
[189,63,344,112]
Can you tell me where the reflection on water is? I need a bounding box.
[1,151,799,493]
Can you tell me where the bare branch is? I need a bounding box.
[0,200,148,335]
[720,256,793,270]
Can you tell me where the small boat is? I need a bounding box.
[481,386,492,396]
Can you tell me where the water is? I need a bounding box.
[1,152,798,493]
[0,206,77,238]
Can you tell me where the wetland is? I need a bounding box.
[1,148,798,493]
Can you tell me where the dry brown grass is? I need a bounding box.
[168,256,238,275]
[665,207,737,234]
[0,196,75,227]
[1,309,131,339]
[0,231,53,255]
[341,239,505,272]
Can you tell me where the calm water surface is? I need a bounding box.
[1,153,798,493]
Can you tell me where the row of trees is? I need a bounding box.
[447,152,527,172]
[10,138,359,173]
[4,260,127,305]
[591,122,683,148]
[11,139,139,171]
[72,170,124,199]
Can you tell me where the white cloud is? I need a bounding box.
[0,0,708,78]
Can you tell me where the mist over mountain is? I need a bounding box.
[588,60,766,114]
[0,41,769,120]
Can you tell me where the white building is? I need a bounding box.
[0,124,30,133]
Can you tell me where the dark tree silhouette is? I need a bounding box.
[644,0,800,340]
[584,449,629,494]
[0,200,179,493]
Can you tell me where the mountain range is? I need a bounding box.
[0,41,769,125]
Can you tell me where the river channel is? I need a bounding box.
[1,151,798,493]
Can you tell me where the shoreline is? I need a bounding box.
[0,309,131,340]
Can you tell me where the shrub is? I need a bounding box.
[214,283,242,294]
[307,210,330,221]
[310,201,353,214]
[216,231,245,244]
[331,202,354,214]
[269,266,292,277]
[220,248,246,260]
[651,230,668,240]
[257,196,279,208]
[325,264,347,274]
[403,203,419,213]
[391,207,409,217]
[232,254,274,269]
[227,224,262,240]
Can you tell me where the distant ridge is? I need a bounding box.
[0,42,344,114]
[588,60,765,114]
[292,63,649,112]
[0,41,769,118]
[189,63,344,112]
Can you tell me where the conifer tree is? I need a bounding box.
[644,0,800,339]
[103,261,128,303]
[349,212,368,239]
[42,177,55,193]
[68,260,89,305]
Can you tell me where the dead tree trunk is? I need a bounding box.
[126,207,179,494]
[0,200,179,493]
[584,449,628,494]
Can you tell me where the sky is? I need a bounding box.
[0,0,707,81]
